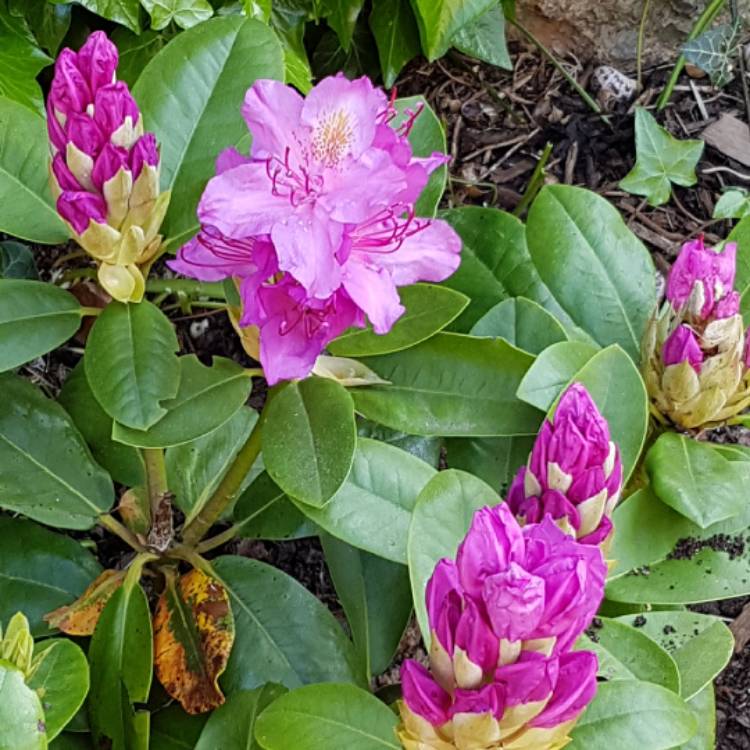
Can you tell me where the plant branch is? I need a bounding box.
[181,414,264,547]
[145,278,226,298]
[143,448,169,519]
[99,513,147,552]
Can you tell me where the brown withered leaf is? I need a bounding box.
[118,486,151,536]
[154,568,235,715]
[44,570,126,635]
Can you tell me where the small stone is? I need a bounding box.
[591,65,637,110]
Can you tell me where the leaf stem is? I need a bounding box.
[181,414,264,547]
[637,0,652,90]
[657,0,727,110]
[143,448,169,519]
[145,278,226,298]
[514,142,553,217]
[99,513,147,552]
[195,524,242,554]
[79,306,104,317]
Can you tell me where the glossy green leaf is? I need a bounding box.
[0,96,67,243]
[614,611,733,701]
[516,340,600,411]
[714,189,750,220]
[263,378,357,508]
[49,734,92,750]
[408,470,501,642]
[270,2,312,92]
[110,29,166,88]
[409,0,495,59]
[395,96,446,217]
[29,639,89,741]
[0,240,37,279]
[619,108,704,207]
[670,686,715,750]
[646,433,749,528]
[141,0,213,29]
[85,301,180,431]
[452,4,511,69]
[244,0,272,22]
[0,5,51,114]
[58,362,145,488]
[134,16,284,248]
[0,660,47,750]
[195,684,285,750]
[150,705,207,750]
[526,185,656,361]
[322,535,412,679]
[0,374,114,529]
[0,281,81,372]
[293,438,435,564]
[312,23,379,81]
[729,215,750,323]
[0,516,102,636]
[167,406,256,522]
[579,618,680,693]
[88,578,152,750]
[568,680,696,750]
[113,355,252,448]
[68,0,141,32]
[234,472,315,541]
[322,0,364,50]
[329,284,469,358]
[441,206,571,332]
[8,0,70,56]
[470,296,568,354]
[352,333,543,437]
[357,420,442,467]
[214,556,362,693]
[255,683,399,750]
[369,0,420,87]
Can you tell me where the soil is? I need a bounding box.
[15,40,750,749]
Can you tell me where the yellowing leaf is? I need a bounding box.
[154,568,234,715]
[45,569,126,636]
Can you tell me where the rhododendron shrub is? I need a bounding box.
[0,17,739,750]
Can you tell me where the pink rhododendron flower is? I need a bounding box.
[397,504,604,750]
[507,383,622,546]
[169,75,461,384]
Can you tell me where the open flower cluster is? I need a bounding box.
[398,504,606,750]
[507,383,622,547]
[643,237,750,429]
[170,75,461,384]
[47,32,169,302]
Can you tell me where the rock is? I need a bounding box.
[591,65,637,109]
[516,0,750,66]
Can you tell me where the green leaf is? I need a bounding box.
[452,4,511,69]
[579,617,680,693]
[0,5,51,114]
[13,0,71,55]
[49,734,93,750]
[141,0,213,29]
[330,284,469,358]
[85,301,180,432]
[58,362,145,488]
[88,578,153,750]
[357,420,442,467]
[470,297,568,354]
[271,3,313,92]
[526,184,656,361]
[614,612,733,701]
[312,23,379,81]
[150,705,207,750]
[254,683,399,750]
[409,0,495,60]
[234,472,315,541]
[195,685,285,750]
[0,280,81,372]
[619,108,704,207]
[394,96,446,217]
[112,355,252,448]
[445,434,534,492]
[729,215,750,323]
[321,0,364,50]
[0,240,37,279]
[408,469,500,642]
[133,16,284,249]
[262,378,356,508]
[682,23,740,88]
[214,556,362,693]
[0,516,102,636]
[516,340,600,411]
[110,29,166,88]
[714,189,750,220]
[166,406,257,522]
[670,686,715,750]
[369,0,420,88]
[244,0,272,22]
[0,96,67,244]
[567,680,697,750]
[352,333,543,437]
[440,206,572,332]
[66,0,140,32]
[292,438,435,564]
[0,660,47,750]
[0,374,115,529]
[29,639,89,741]
[321,535,412,680]
[645,433,749,528]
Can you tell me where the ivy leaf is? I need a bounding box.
[714,189,750,220]
[141,0,214,30]
[683,22,741,88]
[620,108,704,207]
